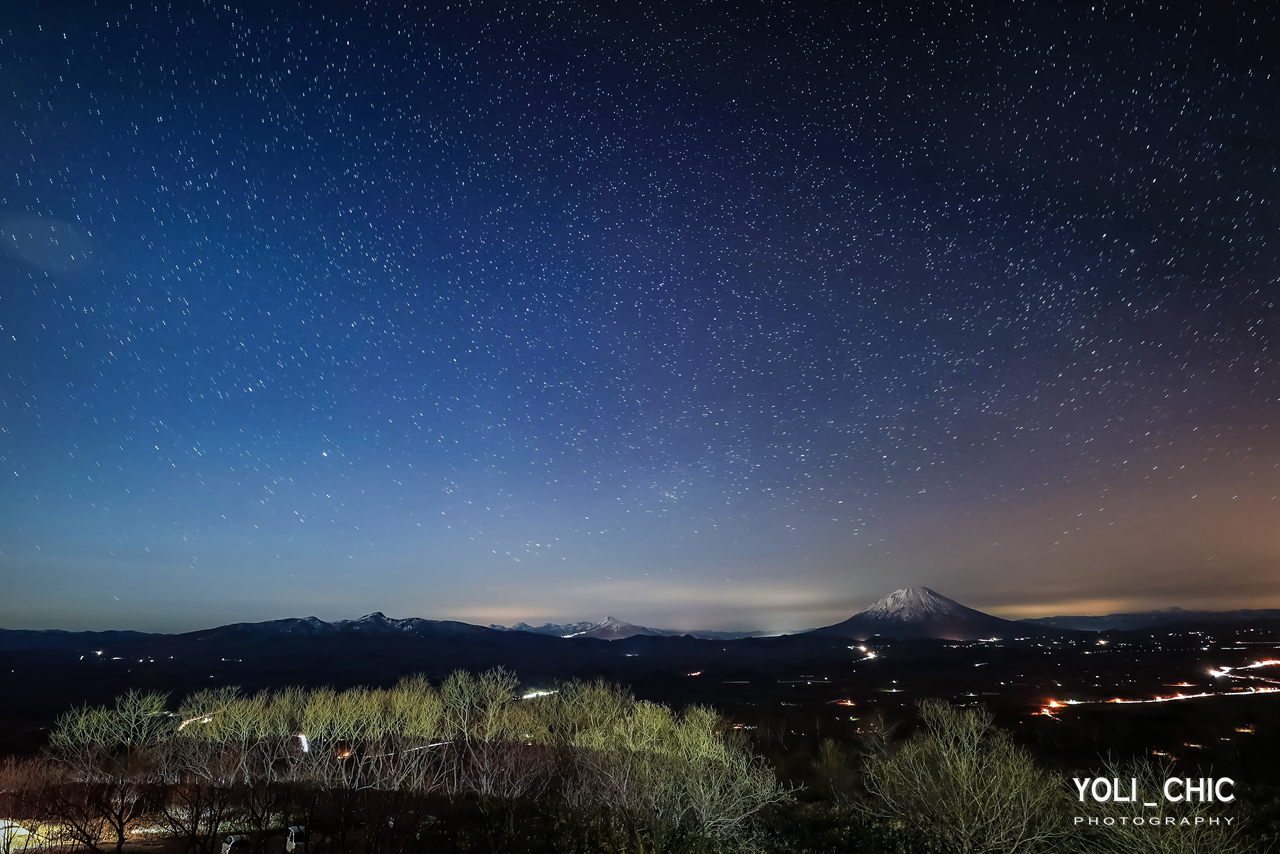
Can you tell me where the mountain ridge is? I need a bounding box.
[10,597,1280,649]
[0,612,761,650]
[487,615,764,641]
[1022,607,1280,632]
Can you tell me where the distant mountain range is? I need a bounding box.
[809,587,1065,641]
[0,612,762,650]
[198,612,497,639]
[0,628,155,650]
[487,616,764,641]
[0,614,498,651]
[1021,607,1280,632]
[7,594,1280,653]
[7,587,1280,759]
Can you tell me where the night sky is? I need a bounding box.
[3,1,1279,633]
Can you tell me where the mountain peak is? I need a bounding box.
[810,586,1065,641]
[856,587,966,621]
[562,616,645,639]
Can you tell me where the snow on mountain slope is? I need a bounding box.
[187,612,496,641]
[811,587,1066,641]
[854,587,970,621]
[488,617,763,641]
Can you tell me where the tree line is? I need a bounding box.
[0,671,1257,854]
[1,670,787,854]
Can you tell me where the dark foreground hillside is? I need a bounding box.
[5,618,1280,852]
[2,672,1273,854]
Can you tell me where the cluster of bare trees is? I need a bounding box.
[848,700,1245,854]
[5,679,1253,854]
[0,670,790,854]
[855,700,1070,854]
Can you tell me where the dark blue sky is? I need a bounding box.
[3,0,1278,632]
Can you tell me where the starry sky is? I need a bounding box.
[2,0,1279,633]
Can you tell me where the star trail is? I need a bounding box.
[2,1,1278,633]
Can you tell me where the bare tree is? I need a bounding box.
[0,758,49,854]
[150,738,239,854]
[860,699,1070,854]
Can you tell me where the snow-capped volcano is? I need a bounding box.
[855,587,970,621]
[811,586,1064,641]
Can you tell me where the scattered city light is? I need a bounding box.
[521,689,558,699]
